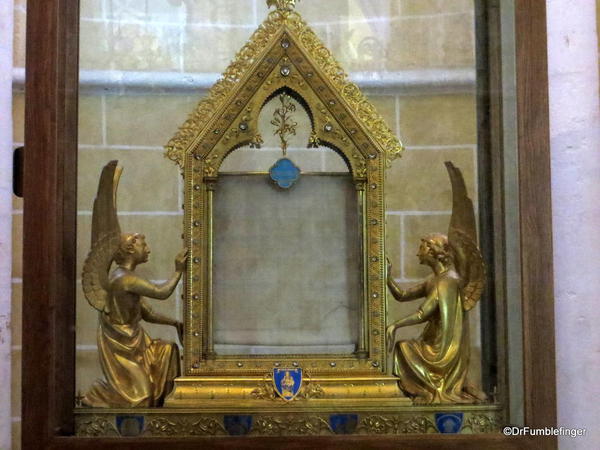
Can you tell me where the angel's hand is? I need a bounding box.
[175,321,184,346]
[175,248,188,273]
[386,324,397,353]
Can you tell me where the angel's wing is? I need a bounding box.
[82,161,122,312]
[91,160,122,245]
[445,161,485,311]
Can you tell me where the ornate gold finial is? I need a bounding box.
[267,0,299,12]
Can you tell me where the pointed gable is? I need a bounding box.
[164,2,403,169]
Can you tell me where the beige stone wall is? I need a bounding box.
[11,2,25,447]
[11,1,480,445]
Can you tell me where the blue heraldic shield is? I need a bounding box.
[273,368,303,401]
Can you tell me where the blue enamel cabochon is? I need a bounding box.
[269,158,301,189]
[329,414,358,434]
[116,415,144,437]
[435,412,464,434]
[224,415,253,435]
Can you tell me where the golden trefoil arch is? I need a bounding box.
[163,1,404,385]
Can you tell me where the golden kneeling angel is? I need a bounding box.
[386,162,487,405]
[81,161,187,408]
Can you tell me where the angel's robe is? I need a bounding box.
[392,272,476,403]
[83,310,180,408]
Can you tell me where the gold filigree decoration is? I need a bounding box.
[307,131,320,148]
[252,415,332,436]
[188,418,227,435]
[146,417,226,436]
[264,59,307,91]
[250,133,264,148]
[164,8,403,168]
[352,152,367,178]
[203,155,219,177]
[146,418,185,436]
[358,415,437,434]
[223,107,254,143]
[397,416,438,434]
[250,373,278,400]
[462,414,499,433]
[271,93,298,155]
[316,105,350,146]
[76,416,119,437]
[297,382,325,400]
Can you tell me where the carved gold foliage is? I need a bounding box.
[146,417,226,436]
[252,415,332,436]
[188,418,228,436]
[297,381,325,400]
[164,8,402,168]
[222,106,254,144]
[203,155,219,177]
[316,105,350,147]
[358,415,394,434]
[307,131,320,148]
[146,417,182,436]
[250,133,264,148]
[263,59,307,91]
[462,414,498,433]
[76,416,119,437]
[358,415,436,434]
[397,415,438,434]
[250,374,277,400]
[352,152,367,178]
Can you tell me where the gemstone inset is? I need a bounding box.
[280,65,291,77]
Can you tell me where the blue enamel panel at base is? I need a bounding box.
[224,415,253,435]
[329,414,359,434]
[116,415,145,437]
[435,412,464,434]
[269,158,301,189]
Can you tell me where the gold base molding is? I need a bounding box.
[164,375,409,408]
[74,404,503,437]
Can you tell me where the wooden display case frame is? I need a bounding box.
[21,0,557,448]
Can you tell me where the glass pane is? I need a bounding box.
[75,0,518,435]
[213,175,360,355]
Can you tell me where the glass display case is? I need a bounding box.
[21,0,557,448]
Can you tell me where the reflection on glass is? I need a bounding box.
[75,0,512,424]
